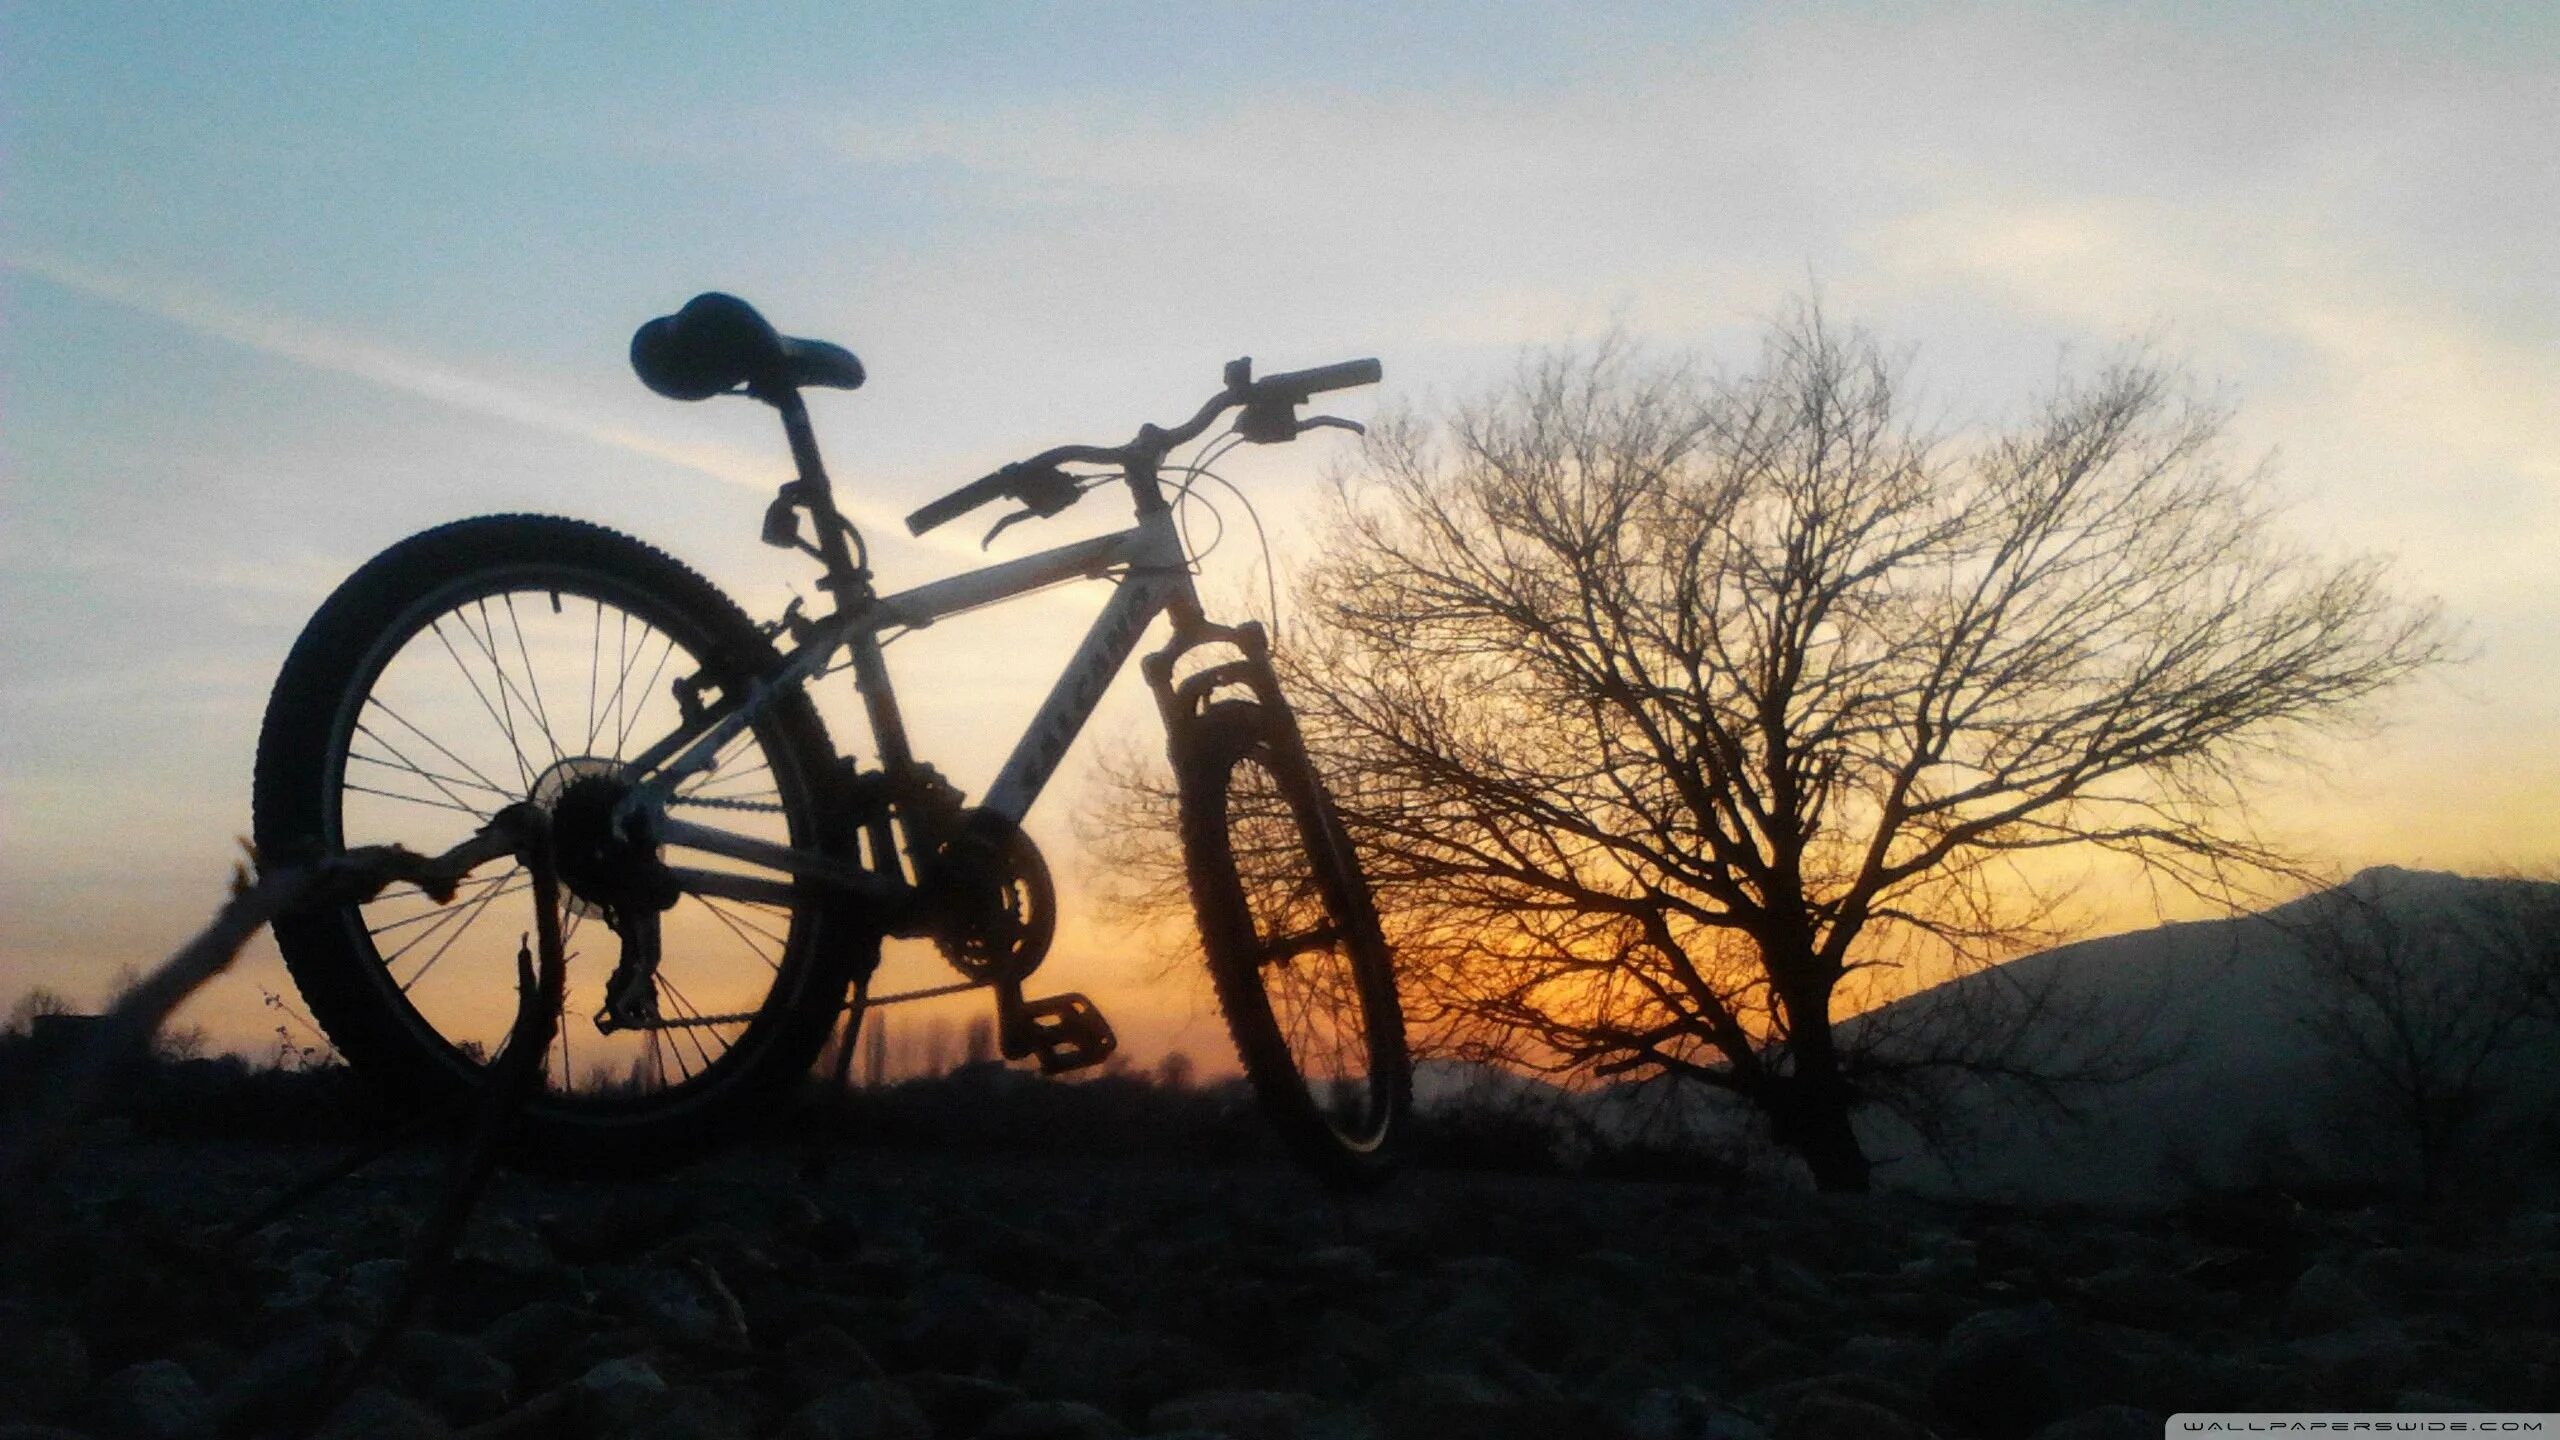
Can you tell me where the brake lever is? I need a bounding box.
[982,507,1039,550]
[1298,415,1366,438]
[979,464,1086,548]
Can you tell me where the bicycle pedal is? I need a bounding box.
[1000,993,1117,1075]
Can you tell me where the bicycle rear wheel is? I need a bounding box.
[1179,698,1408,1187]
[253,514,861,1174]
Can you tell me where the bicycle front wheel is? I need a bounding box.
[253,514,859,1174]
[1179,698,1409,1187]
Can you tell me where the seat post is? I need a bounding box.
[770,389,865,594]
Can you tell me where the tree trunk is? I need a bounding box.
[1756,1069,1873,1194]
[1761,963,1874,1193]
[1785,1081,1873,1194]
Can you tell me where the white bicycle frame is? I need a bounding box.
[621,506,1202,911]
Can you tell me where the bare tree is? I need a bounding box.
[2284,872,2559,1204]
[3,987,73,1038]
[1106,306,2445,1191]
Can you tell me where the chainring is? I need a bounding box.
[930,810,1057,984]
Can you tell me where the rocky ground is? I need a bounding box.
[5,1109,2559,1440]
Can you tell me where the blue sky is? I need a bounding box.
[4,2,2554,1061]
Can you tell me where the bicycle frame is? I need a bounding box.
[622,503,1210,913]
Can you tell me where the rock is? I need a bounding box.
[1831,1336,1933,1393]
[776,1381,931,1440]
[1760,1257,1839,1310]
[1284,1245,1382,1293]
[2279,1261,2380,1338]
[1620,1386,1771,1440]
[0,1321,90,1420]
[1771,1391,1932,1440]
[1377,1371,1541,1440]
[2074,1263,2218,1330]
[210,1325,358,1435]
[476,1300,602,1383]
[893,1272,1043,1373]
[1402,1280,1524,1360]
[976,1397,1127,1440]
[334,1256,410,1329]
[1016,1303,1210,1414]
[1929,1305,2121,1440]
[541,1186,698,1263]
[2344,1245,2441,1303]
[307,1384,450,1440]
[624,1385,751,1440]
[1745,1373,1935,1428]
[1145,1389,1317,1440]
[1728,1339,1823,1394]
[1304,1306,1395,1381]
[900,1372,1026,1437]
[460,1216,558,1273]
[2279,1320,2424,1411]
[2393,1389,2492,1414]
[389,1328,514,1424]
[965,1220,1085,1295]
[2504,1208,2560,1250]
[88,1359,213,1440]
[2026,1406,2159,1440]
[572,1355,668,1435]
[594,1262,751,1353]
[782,1323,888,1401]
[1898,1236,1978,1287]
[165,1339,242,1395]
[2433,1254,2556,1328]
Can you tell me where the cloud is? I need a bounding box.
[0,249,989,552]
[3,248,780,486]
[1866,192,2560,582]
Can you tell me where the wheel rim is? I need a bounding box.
[321,568,814,1104]
[1224,746,1394,1151]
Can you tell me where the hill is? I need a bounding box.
[1842,867,2560,1205]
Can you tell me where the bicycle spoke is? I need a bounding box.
[614,633,683,759]
[585,599,605,756]
[693,895,787,973]
[365,894,503,973]
[347,746,514,804]
[433,619,538,790]
[306,552,825,1120]
[366,873,530,938]
[362,699,523,805]
[461,597,566,770]
[503,593,567,765]
[656,976,720,1079]
[394,864,524,994]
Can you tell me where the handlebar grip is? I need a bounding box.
[906,469,1013,536]
[1260,358,1382,399]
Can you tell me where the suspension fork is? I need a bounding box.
[1141,611,1294,754]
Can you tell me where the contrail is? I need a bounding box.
[0,250,905,530]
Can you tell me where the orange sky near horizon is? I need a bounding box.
[6,5,2556,1077]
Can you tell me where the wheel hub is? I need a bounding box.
[534,758,675,917]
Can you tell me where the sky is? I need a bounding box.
[3,2,2555,1068]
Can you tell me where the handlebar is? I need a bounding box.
[1258,358,1383,400]
[904,356,1379,537]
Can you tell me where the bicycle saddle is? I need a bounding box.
[631,292,866,401]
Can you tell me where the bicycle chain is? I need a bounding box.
[666,793,792,814]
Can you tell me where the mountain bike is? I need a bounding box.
[252,293,1409,1186]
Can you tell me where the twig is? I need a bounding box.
[296,812,565,1435]
[0,817,532,1220]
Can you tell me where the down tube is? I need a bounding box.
[978,571,1182,823]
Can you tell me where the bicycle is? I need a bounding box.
[252,292,1410,1187]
